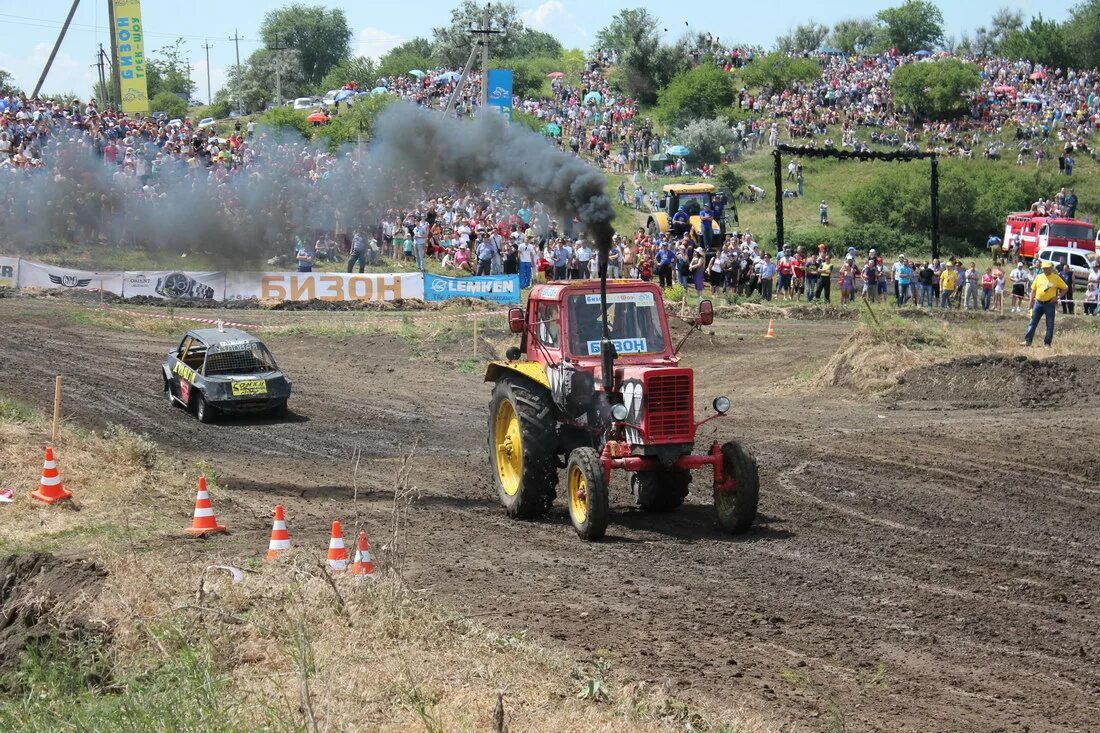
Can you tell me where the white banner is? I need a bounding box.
[16,260,124,295]
[225,271,424,302]
[0,256,18,288]
[122,271,226,300]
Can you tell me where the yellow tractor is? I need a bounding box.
[646,183,734,252]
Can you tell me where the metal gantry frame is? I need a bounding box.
[772,144,941,260]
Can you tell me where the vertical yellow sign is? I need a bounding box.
[113,0,149,114]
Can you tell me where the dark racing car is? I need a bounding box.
[162,327,291,422]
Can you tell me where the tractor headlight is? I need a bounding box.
[712,396,731,414]
[611,403,630,421]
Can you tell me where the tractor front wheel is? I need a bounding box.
[714,441,759,533]
[633,468,691,512]
[488,377,557,518]
[566,448,608,541]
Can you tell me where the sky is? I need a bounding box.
[0,0,1079,101]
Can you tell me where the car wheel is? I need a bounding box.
[195,394,215,424]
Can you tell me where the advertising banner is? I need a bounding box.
[0,256,18,288]
[112,0,150,115]
[424,273,520,304]
[122,271,225,300]
[225,271,424,302]
[486,69,513,121]
[17,260,124,294]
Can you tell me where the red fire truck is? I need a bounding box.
[1003,212,1094,260]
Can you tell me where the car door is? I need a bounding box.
[167,336,191,401]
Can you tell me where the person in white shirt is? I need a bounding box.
[1009,261,1030,312]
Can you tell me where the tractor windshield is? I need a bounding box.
[566,292,667,357]
[674,192,711,216]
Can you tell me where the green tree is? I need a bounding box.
[716,165,747,196]
[1000,16,1072,68]
[150,91,189,119]
[260,106,313,138]
[430,1,560,66]
[498,56,563,97]
[829,18,884,53]
[594,8,661,55]
[376,50,435,81]
[656,66,736,128]
[740,53,821,94]
[146,38,196,101]
[0,69,15,94]
[876,0,945,54]
[671,119,738,164]
[319,56,378,93]
[889,58,980,120]
[223,48,308,113]
[387,37,435,60]
[972,7,1025,55]
[313,94,396,150]
[260,4,352,87]
[1065,0,1100,69]
[613,35,691,106]
[774,21,830,53]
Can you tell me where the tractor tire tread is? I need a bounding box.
[489,377,558,518]
[715,441,759,533]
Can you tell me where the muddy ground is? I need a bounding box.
[1,299,1097,732]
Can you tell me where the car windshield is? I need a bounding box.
[1049,224,1093,240]
[566,292,667,357]
[674,192,711,216]
[204,344,277,375]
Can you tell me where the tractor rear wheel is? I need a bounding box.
[633,468,691,512]
[488,377,557,518]
[566,447,608,541]
[715,441,759,533]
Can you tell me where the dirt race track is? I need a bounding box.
[1,299,1098,732]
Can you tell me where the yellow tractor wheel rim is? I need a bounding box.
[569,465,588,525]
[494,399,522,497]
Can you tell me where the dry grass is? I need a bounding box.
[814,310,1100,392]
[0,405,775,733]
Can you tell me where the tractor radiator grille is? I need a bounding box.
[644,372,693,442]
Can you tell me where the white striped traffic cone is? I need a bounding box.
[265,505,290,560]
[185,475,227,536]
[30,447,73,504]
[326,520,348,571]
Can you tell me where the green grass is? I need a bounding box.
[0,632,275,733]
[0,395,37,423]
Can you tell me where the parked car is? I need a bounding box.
[1036,246,1098,280]
[197,117,216,129]
[163,327,292,423]
[292,97,314,110]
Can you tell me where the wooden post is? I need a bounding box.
[51,376,62,444]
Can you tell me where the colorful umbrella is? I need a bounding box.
[667,145,691,157]
[992,85,1017,95]
[1019,97,1042,105]
[914,50,932,57]
[541,123,561,137]
[370,86,388,95]
[334,89,355,102]
[434,71,461,84]
[1029,71,1048,80]
[306,112,329,123]
[546,71,565,78]
[409,69,425,77]
[583,91,602,105]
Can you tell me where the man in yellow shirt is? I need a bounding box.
[938,264,958,308]
[1023,261,1068,347]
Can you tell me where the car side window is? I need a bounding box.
[177,336,192,358]
[1072,254,1088,270]
[535,302,560,348]
[182,341,207,371]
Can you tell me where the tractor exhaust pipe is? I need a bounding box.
[597,234,615,394]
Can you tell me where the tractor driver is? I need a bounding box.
[570,299,609,354]
[670,205,690,240]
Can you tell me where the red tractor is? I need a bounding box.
[485,278,759,541]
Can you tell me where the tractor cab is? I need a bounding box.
[485,278,759,542]
[647,183,733,253]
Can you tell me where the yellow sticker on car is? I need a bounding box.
[231,380,268,396]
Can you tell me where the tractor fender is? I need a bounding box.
[484,360,551,389]
[650,212,669,233]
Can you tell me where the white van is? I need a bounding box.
[292,97,314,110]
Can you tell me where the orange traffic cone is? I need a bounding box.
[265,505,290,560]
[349,531,374,577]
[30,447,72,505]
[326,520,348,571]
[764,319,776,339]
[185,475,226,536]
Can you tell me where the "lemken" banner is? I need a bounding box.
[424,273,520,304]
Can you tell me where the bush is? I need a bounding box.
[150,92,188,120]
[671,118,738,166]
[889,59,981,120]
[740,53,821,94]
[259,107,313,139]
[312,94,396,151]
[715,165,747,196]
[656,66,736,129]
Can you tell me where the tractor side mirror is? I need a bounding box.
[508,307,525,334]
[697,299,714,327]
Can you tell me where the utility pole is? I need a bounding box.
[202,39,213,104]
[228,28,243,114]
[33,0,82,98]
[107,0,121,108]
[467,4,504,110]
[269,34,290,108]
